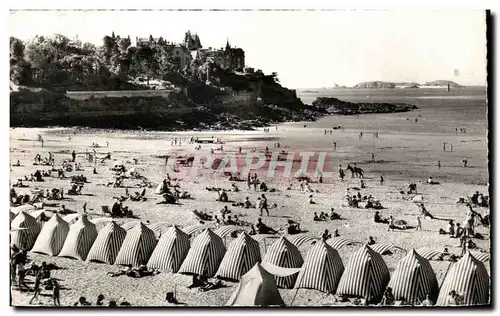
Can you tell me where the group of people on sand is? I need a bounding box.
[10,246,61,306]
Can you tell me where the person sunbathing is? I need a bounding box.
[256,218,278,234]
[67,183,83,195]
[321,229,332,241]
[320,212,328,220]
[58,205,75,215]
[217,190,229,202]
[287,222,301,235]
[309,195,316,204]
[313,212,323,221]
[13,160,21,167]
[13,179,29,188]
[367,236,376,245]
[329,208,341,220]
[374,211,388,224]
[225,216,236,225]
[426,177,439,185]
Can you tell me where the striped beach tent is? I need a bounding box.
[262,236,304,289]
[11,204,36,215]
[469,252,490,263]
[10,212,41,250]
[387,249,439,304]
[252,234,279,243]
[336,245,390,300]
[183,224,210,236]
[114,222,158,267]
[63,213,81,225]
[29,210,51,223]
[147,226,190,272]
[214,225,245,239]
[58,215,98,260]
[327,236,360,250]
[178,228,226,277]
[226,263,285,307]
[121,221,140,231]
[148,222,172,238]
[294,240,344,293]
[216,232,261,282]
[287,234,318,248]
[436,252,490,306]
[32,214,69,256]
[87,221,127,264]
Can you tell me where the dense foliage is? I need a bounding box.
[9,33,203,92]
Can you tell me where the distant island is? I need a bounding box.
[311,97,418,115]
[352,80,463,89]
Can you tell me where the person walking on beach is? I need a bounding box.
[52,279,61,307]
[29,272,42,304]
[443,143,446,151]
[260,194,269,216]
[71,150,76,162]
[438,160,441,168]
[463,158,468,167]
[338,165,345,181]
[416,216,422,231]
[450,144,453,152]
[380,175,384,185]
[333,142,336,151]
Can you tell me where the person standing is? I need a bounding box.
[52,279,61,307]
[443,143,446,151]
[71,150,76,162]
[438,160,441,168]
[416,216,422,231]
[333,142,337,151]
[387,216,395,232]
[260,194,269,216]
[450,144,453,152]
[29,272,42,304]
[463,158,468,167]
[380,175,384,185]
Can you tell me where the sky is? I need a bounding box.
[9,9,487,88]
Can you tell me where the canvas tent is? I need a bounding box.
[178,228,226,277]
[262,236,304,289]
[114,222,158,266]
[436,252,490,306]
[31,214,69,256]
[147,225,190,272]
[216,231,261,281]
[294,240,344,293]
[10,211,41,250]
[87,221,126,264]
[336,244,390,301]
[226,263,285,307]
[58,215,98,260]
[388,249,439,304]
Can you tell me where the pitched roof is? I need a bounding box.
[114,222,158,266]
[59,215,98,260]
[263,236,304,289]
[87,221,126,264]
[216,232,261,282]
[10,211,41,250]
[32,214,69,256]
[147,225,190,272]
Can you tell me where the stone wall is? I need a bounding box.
[66,89,173,100]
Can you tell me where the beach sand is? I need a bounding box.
[9,89,490,307]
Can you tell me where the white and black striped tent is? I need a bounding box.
[87,221,127,264]
[387,249,439,304]
[32,214,69,256]
[226,263,285,307]
[216,231,261,282]
[436,252,490,306]
[294,240,344,293]
[114,222,158,267]
[178,228,226,277]
[58,215,98,261]
[336,244,390,300]
[262,236,304,289]
[10,211,41,250]
[147,225,190,272]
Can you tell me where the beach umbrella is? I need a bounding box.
[216,232,261,282]
[87,221,126,264]
[336,244,390,301]
[147,226,190,272]
[114,222,158,267]
[294,240,344,294]
[436,252,490,306]
[226,263,285,307]
[32,214,69,256]
[10,211,41,250]
[178,228,226,277]
[387,249,439,304]
[58,215,98,260]
[262,236,304,289]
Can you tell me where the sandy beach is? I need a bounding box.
[9,88,490,307]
